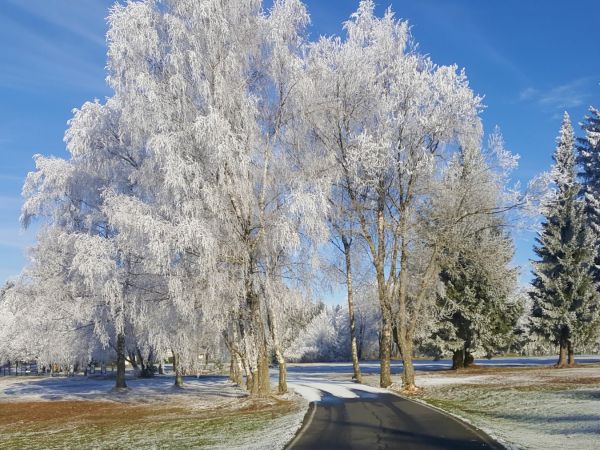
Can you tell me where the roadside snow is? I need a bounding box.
[416,374,494,387]
[286,375,387,402]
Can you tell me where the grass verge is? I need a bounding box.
[0,396,302,449]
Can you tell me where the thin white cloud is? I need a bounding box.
[0,174,23,182]
[0,227,34,250]
[0,1,110,93]
[519,87,539,101]
[0,195,23,207]
[5,0,108,47]
[519,77,598,111]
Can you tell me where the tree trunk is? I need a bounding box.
[379,309,393,388]
[115,333,127,389]
[136,348,146,376]
[396,221,413,391]
[452,349,465,370]
[357,320,364,360]
[172,350,183,388]
[464,351,474,368]
[229,353,244,385]
[158,363,164,375]
[265,294,287,394]
[251,349,270,397]
[245,370,254,392]
[128,351,138,370]
[246,276,270,397]
[275,347,287,394]
[342,235,362,384]
[556,338,568,368]
[224,328,245,386]
[567,340,575,367]
[398,334,417,391]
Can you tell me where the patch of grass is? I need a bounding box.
[0,398,300,449]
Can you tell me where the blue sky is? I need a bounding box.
[1,1,599,296]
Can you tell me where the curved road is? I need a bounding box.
[286,392,502,450]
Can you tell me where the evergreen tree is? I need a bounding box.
[530,113,599,367]
[436,224,523,369]
[429,139,522,369]
[577,107,600,281]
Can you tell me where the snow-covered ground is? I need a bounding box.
[0,374,243,405]
[415,365,600,450]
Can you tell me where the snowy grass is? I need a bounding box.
[0,374,307,450]
[414,365,600,450]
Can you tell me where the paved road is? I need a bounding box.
[286,392,502,450]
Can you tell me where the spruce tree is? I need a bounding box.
[577,107,600,281]
[530,113,599,367]
[425,140,522,369]
[435,223,522,369]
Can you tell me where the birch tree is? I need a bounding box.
[21,95,147,389]
[304,0,482,389]
[97,0,330,395]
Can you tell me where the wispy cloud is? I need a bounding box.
[0,174,24,182]
[5,0,108,47]
[0,226,34,250]
[518,77,598,112]
[0,195,23,207]
[0,1,110,93]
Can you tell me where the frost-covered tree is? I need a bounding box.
[304,0,484,390]
[19,0,329,396]
[4,0,544,395]
[21,97,146,389]
[287,304,350,362]
[0,239,112,371]
[577,107,600,282]
[429,133,523,369]
[530,113,600,367]
[434,244,523,368]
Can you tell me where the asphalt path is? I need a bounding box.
[286,392,502,450]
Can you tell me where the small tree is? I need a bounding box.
[530,113,599,367]
[432,140,522,369]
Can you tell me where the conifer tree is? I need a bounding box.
[577,107,600,281]
[437,225,522,369]
[530,113,599,367]
[429,138,522,369]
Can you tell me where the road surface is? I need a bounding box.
[286,392,502,450]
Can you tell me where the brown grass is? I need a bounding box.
[0,395,297,433]
[0,395,303,449]
[0,400,183,427]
